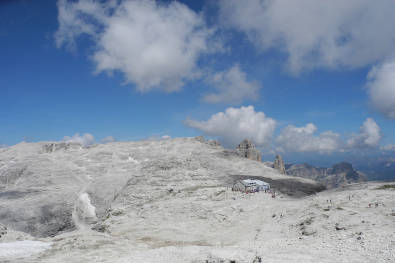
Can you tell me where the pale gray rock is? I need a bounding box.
[235,139,262,162]
[0,138,322,238]
[273,155,286,174]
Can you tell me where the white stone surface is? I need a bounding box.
[0,138,393,262]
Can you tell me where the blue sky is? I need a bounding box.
[1,0,395,166]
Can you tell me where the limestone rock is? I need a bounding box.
[0,138,321,238]
[235,139,262,162]
[274,155,286,174]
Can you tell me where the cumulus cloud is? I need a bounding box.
[219,0,395,73]
[203,65,261,104]
[347,118,381,149]
[101,136,115,144]
[185,105,276,147]
[56,0,214,92]
[275,118,384,153]
[63,133,95,147]
[276,123,342,153]
[367,61,395,119]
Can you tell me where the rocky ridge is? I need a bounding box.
[285,162,367,189]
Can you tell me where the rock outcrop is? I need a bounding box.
[273,155,286,174]
[0,223,7,240]
[286,162,366,189]
[235,139,262,162]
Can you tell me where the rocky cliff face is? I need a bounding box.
[273,155,286,174]
[0,138,322,238]
[235,139,262,162]
[286,162,367,189]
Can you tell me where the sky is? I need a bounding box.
[1,0,395,167]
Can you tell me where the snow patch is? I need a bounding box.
[72,192,98,229]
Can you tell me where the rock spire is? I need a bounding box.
[274,155,286,174]
[236,139,262,162]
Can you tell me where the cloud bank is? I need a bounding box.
[218,0,395,119]
[219,0,395,73]
[56,0,214,92]
[276,123,341,153]
[187,106,382,154]
[186,105,276,147]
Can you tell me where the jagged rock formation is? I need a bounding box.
[273,155,286,174]
[235,139,262,162]
[286,162,367,189]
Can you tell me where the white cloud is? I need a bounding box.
[185,105,276,147]
[367,61,395,119]
[56,0,214,92]
[219,0,395,73]
[101,136,115,144]
[381,144,395,151]
[203,65,261,104]
[276,123,342,153]
[63,133,95,147]
[347,118,381,149]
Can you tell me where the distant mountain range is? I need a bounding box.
[355,158,395,182]
[284,162,367,189]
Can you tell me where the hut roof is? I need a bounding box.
[241,179,269,186]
